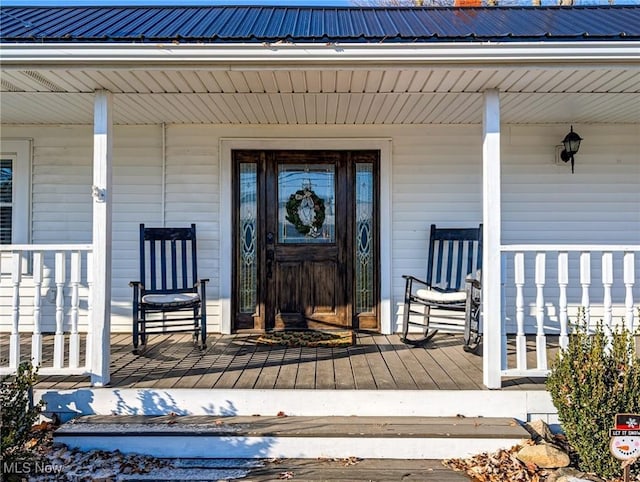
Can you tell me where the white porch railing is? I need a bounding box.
[2,242,638,387]
[0,245,93,376]
[499,245,639,380]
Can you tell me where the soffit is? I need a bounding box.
[1,67,638,125]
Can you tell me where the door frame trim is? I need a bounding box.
[220,138,393,335]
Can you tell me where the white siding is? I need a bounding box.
[1,123,638,334]
[164,125,220,324]
[501,125,640,332]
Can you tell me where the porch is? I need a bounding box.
[4,332,554,392]
[1,244,636,389]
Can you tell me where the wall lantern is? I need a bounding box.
[560,126,583,173]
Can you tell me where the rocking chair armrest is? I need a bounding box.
[402,274,431,288]
[193,278,209,289]
[129,281,145,290]
[402,275,442,301]
[464,277,482,290]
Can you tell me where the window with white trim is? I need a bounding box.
[0,158,13,244]
[0,140,31,245]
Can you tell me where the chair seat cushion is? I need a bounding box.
[415,288,466,303]
[142,292,200,308]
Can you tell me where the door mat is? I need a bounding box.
[256,330,354,348]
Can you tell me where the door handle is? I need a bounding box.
[266,249,274,279]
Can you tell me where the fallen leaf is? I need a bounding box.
[342,456,362,466]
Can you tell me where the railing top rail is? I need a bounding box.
[501,244,640,252]
[0,244,93,252]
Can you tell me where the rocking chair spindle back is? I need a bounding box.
[130,224,209,354]
[402,224,483,353]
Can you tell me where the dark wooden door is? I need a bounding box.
[233,150,379,332]
[266,151,349,330]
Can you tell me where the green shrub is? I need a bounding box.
[1,362,45,472]
[546,316,640,479]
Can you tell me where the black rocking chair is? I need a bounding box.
[401,224,482,353]
[130,224,208,354]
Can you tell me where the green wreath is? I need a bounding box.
[285,188,326,236]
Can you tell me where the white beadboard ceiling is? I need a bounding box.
[1,67,638,125]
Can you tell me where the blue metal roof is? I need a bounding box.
[1,5,639,43]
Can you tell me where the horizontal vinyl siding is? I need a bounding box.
[0,125,165,333]
[110,126,164,329]
[164,125,221,324]
[32,130,93,245]
[503,125,640,244]
[391,125,483,330]
[501,124,640,332]
[1,122,638,336]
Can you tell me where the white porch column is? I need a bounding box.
[482,89,502,389]
[91,90,113,386]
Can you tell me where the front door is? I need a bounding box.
[233,150,379,332]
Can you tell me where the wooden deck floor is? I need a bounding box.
[0,332,556,391]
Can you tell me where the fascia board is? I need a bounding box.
[0,41,639,68]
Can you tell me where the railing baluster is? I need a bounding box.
[69,251,81,368]
[85,251,93,370]
[535,252,547,369]
[602,252,613,330]
[10,252,22,369]
[558,252,569,350]
[514,252,526,370]
[1,244,93,377]
[623,252,635,331]
[54,251,66,369]
[501,254,508,372]
[580,252,591,328]
[498,244,638,384]
[31,251,43,367]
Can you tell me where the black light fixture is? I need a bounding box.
[560,126,583,173]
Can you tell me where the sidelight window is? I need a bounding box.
[355,163,375,314]
[238,163,257,313]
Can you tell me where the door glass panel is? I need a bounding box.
[238,163,257,313]
[278,163,335,244]
[355,163,374,313]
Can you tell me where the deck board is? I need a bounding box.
[372,335,419,390]
[315,348,336,389]
[347,344,377,390]
[0,333,555,391]
[253,345,285,389]
[391,343,440,390]
[360,334,397,389]
[332,346,356,390]
[407,343,459,390]
[294,347,318,389]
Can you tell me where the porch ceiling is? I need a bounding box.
[1,67,638,125]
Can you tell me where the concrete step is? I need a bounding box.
[54,414,531,460]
